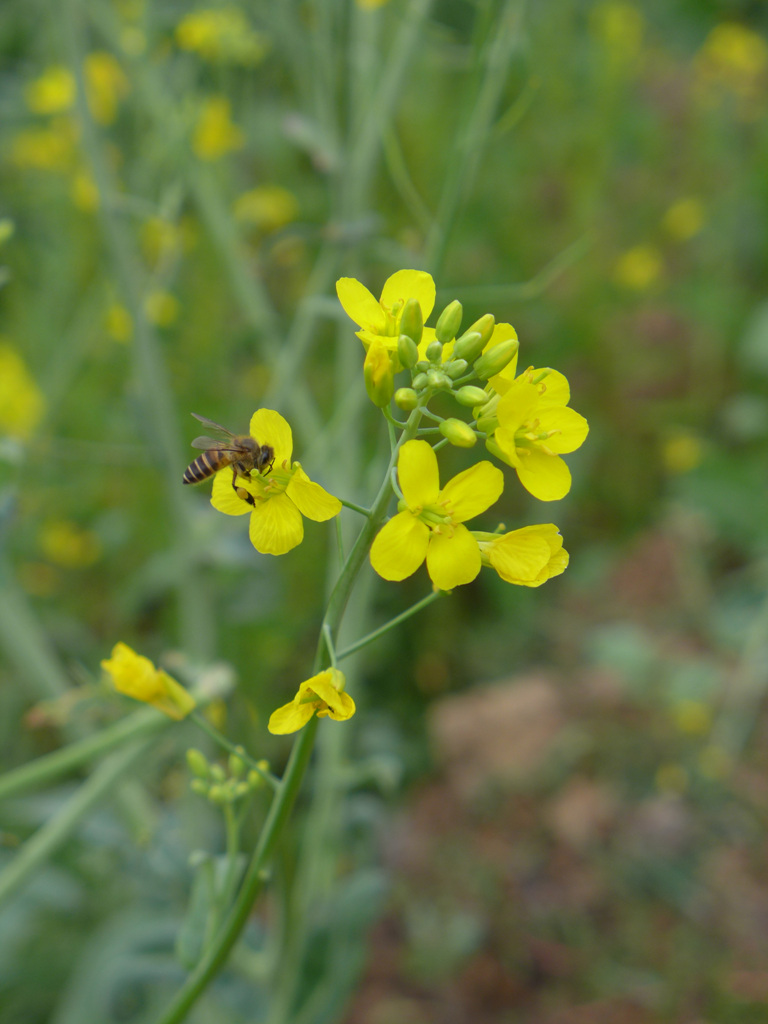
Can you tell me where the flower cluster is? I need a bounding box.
[338,269,588,590]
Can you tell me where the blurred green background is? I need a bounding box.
[2,0,768,1021]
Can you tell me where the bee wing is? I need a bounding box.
[190,435,235,451]
[190,413,237,438]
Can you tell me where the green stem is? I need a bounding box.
[0,738,153,910]
[0,707,170,803]
[155,717,318,1024]
[190,713,279,790]
[339,498,371,517]
[336,590,443,662]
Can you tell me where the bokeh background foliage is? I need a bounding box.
[2,0,768,1021]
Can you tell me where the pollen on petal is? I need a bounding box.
[370,511,430,581]
[286,465,342,521]
[248,492,304,554]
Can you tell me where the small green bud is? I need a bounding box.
[425,340,443,363]
[456,385,489,407]
[399,298,423,346]
[397,334,419,369]
[475,414,499,434]
[210,764,226,783]
[412,372,428,390]
[426,369,450,390]
[439,418,478,448]
[395,387,419,411]
[467,313,495,347]
[415,361,430,373]
[444,359,468,379]
[473,338,519,380]
[435,300,463,343]
[186,748,209,779]
[234,781,250,799]
[208,784,227,805]
[247,769,264,790]
[452,330,484,364]
[228,752,245,778]
[190,778,209,797]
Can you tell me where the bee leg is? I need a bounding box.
[232,467,255,507]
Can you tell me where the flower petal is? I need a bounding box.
[496,379,541,431]
[370,511,430,581]
[268,699,316,735]
[211,468,254,516]
[426,524,481,590]
[307,669,356,722]
[336,277,386,333]
[248,493,304,554]
[317,690,356,721]
[380,269,435,321]
[535,368,571,408]
[286,464,342,521]
[489,525,569,587]
[536,406,590,454]
[439,460,504,522]
[486,323,520,394]
[515,450,572,501]
[250,408,292,465]
[398,440,440,508]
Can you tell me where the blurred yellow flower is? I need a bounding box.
[102,642,196,720]
[144,289,180,327]
[589,2,645,62]
[140,216,193,267]
[176,7,269,65]
[695,23,768,104]
[40,520,102,568]
[25,65,76,114]
[0,219,15,245]
[268,668,354,734]
[698,745,731,780]
[11,117,78,172]
[84,51,129,125]
[671,699,712,736]
[614,245,663,290]
[662,198,705,241]
[0,343,45,439]
[233,186,299,232]
[355,0,391,8]
[105,302,133,343]
[662,431,703,474]
[193,96,244,160]
[71,168,99,211]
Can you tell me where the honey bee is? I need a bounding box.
[182,413,274,505]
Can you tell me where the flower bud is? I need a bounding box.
[473,338,519,380]
[228,752,245,778]
[247,769,263,790]
[208,784,227,805]
[466,313,495,347]
[190,778,209,797]
[364,339,394,408]
[186,748,209,778]
[452,330,484,363]
[397,333,419,369]
[395,387,419,411]
[425,340,443,362]
[435,300,462,343]
[412,372,428,390]
[456,385,489,407]
[476,414,499,434]
[439,418,477,447]
[234,781,250,799]
[399,297,423,346]
[426,369,450,390]
[444,359,468,379]
[210,763,226,783]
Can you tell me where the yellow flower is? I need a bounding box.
[614,245,663,290]
[39,520,101,568]
[589,2,645,63]
[193,96,244,161]
[336,269,436,366]
[475,524,569,587]
[176,7,269,65]
[105,303,133,343]
[355,0,391,8]
[71,168,99,211]
[363,339,395,407]
[662,198,705,241]
[694,23,768,105]
[268,668,355,734]
[233,186,299,232]
[210,409,341,555]
[662,431,703,474]
[101,642,196,720]
[84,52,129,125]
[0,343,45,439]
[25,66,76,114]
[370,440,504,591]
[11,117,78,172]
[144,289,180,327]
[487,368,589,502]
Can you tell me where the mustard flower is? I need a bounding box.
[176,8,269,66]
[486,368,589,502]
[210,409,341,555]
[268,668,355,735]
[25,66,75,114]
[370,440,504,591]
[101,642,196,719]
[336,269,436,367]
[0,342,45,438]
[193,96,244,160]
[474,524,568,587]
[84,52,129,125]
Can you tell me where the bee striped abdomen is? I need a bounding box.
[182,450,232,485]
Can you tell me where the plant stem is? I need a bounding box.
[190,713,279,790]
[336,590,443,662]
